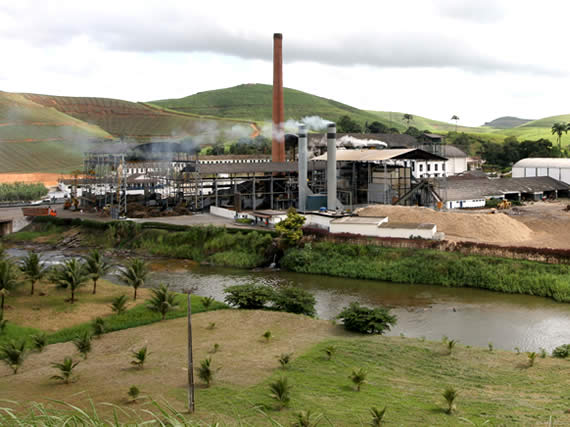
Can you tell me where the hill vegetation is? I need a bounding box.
[150,83,395,127]
[483,116,533,128]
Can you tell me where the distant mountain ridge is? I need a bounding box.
[483,116,533,129]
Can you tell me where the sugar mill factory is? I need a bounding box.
[58,33,570,239]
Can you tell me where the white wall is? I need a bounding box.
[512,166,570,185]
[210,206,237,219]
[304,214,334,229]
[376,225,437,239]
[445,199,486,209]
[446,157,468,176]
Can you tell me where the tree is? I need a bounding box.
[349,367,367,391]
[551,122,568,152]
[275,207,306,247]
[404,126,422,138]
[337,302,397,334]
[273,287,316,317]
[20,252,49,296]
[85,249,111,295]
[0,340,27,374]
[0,260,18,318]
[292,410,322,426]
[451,115,460,132]
[119,258,148,301]
[146,284,179,320]
[337,115,363,133]
[224,284,275,309]
[366,121,388,134]
[402,114,414,126]
[53,259,90,304]
[51,357,80,384]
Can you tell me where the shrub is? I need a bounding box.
[224,284,275,309]
[269,377,291,409]
[337,302,397,334]
[323,345,336,361]
[370,407,387,426]
[273,287,316,317]
[275,207,306,247]
[349,368,367,391]
[31,333,48,352]
[51,357,80,384]
[111,294,128,315]
[73,331,92,359]
[92,317,106,338]
[198,357,215,387]
[201,296,215,309]
[527,352,537,367]
[131,346,150,369]
[128,385,140,402]
[552,344,570,358]
[263,330,273,342]
[278,353,293,369]
[443,386,458,414]
[447,340,458,355]
[292,410,322,426]
[0,340,27,374]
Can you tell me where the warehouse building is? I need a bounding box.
[512,158,570,184]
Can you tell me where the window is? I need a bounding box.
[435,164,438,171]
[419,164,423,172]
[443,163,446,171]
[427,164,431,172]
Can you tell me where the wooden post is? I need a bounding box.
[186,292,195,413]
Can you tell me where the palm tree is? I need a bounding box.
[292,410,322,426]
[402,114,414,126]
[73,331,92,359]
[0,340,27,374]
[0,260,18,318]
[197,357,215,387]
[370,406,387,426]
[51,357,80,384]
[119,258,148,301]
[85,249,111,295]
[451,115,460,132]
[111,294,128,315]
[20,252,49,296]
[323,345,336,361]
[131,345,150,369]
[551,122,568,152]
[447,339,458,355]
[442,386,458,414]
[269,376,291,409]
[278,352,292,369]
[92,317,105,338]
[349,368,367,391]
[146,284,179,320]
[53,258,90,304]
[31,332,48,352]
[127,385,141,403]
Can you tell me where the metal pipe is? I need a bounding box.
[298,124,308,211]
[327,122,337,211]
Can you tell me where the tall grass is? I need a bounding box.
[0,182,47,202]
[281,242,570,302]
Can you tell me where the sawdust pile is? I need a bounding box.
[356,205,534,243]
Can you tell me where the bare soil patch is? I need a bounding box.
[0,310,347,409]
[0,173,69,187]
[4,280,151,332]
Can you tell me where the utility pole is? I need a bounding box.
[186,291,195,413]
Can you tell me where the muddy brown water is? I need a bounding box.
[7,248,570,352]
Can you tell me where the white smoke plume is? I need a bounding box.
[337,135,387,149]
[299,116,332,131]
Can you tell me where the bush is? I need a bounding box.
[224,284,275,309]
[0,182,47,202]
[552,344,570,358]
[273,287,316,317]
[337,302,397,334]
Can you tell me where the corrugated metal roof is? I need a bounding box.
[443,176,570,201]
[197,162,297,175]
[312,148,447,162]
[513,158,570,169]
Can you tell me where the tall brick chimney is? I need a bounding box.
[272,33,286,162]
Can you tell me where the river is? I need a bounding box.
[7,248,570,352]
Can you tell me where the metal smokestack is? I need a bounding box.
[327,123,337,211]
[298,124,308,211]
[272,33,286,162]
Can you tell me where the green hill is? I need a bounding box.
[150,83,395,127]
[483,116,533,129]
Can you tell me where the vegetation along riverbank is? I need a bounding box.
[4,215,570,302]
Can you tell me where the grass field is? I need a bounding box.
[0,308,568,425]
[150,83,394,128]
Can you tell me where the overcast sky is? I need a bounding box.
[1,0,570,126]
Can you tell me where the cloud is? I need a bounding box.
[0,1,561,76]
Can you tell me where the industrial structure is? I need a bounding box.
[513,158,570,184]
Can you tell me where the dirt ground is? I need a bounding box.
[0,310,347,410]
[0,173,69,187]
[4,280,151,332]
[357,199,570,249]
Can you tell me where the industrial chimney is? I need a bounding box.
[298,124,308,211]
[272,33,286,162]
[327,122,337,211]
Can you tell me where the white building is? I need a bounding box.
[329,216,440,239]
[512,158,570,184]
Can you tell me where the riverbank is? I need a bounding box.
[3,217,570,303]
[1,309,569,425]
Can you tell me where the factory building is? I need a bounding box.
[512,158,570,184]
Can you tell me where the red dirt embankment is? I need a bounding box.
[0,173,67,187]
